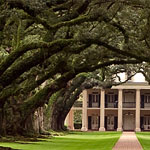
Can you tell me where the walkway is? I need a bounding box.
[113,132,143,150]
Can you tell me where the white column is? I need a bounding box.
[99,89,105,131]
[65,111,70,130]
[81,90,88,131]
[135,89,141,132]
[66,109,74,130]
[65,113,69,126]
[70,109,74,130]
[117,89,123,131]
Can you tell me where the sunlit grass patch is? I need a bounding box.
[136,132,150,150]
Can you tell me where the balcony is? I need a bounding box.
[88,102,100,108]
[123,102,136,108]
[144,103,150,108]
[141,103,150,109]
[105,102,118,108]
[73,101,82,107]
[143,125,150,130]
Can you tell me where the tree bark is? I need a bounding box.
[0,108,6,136]
[48,76,86,130]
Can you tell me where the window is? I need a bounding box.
[107,94,115,103]
[144,95,150,103]
[88,93,100,108]
[144,116,150,125]
[124,91,135,102]
[92,94,99,103]
[107,116,114,125]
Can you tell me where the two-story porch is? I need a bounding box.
[65,82,150,132]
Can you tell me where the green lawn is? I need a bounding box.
[0,132,121,150]
[136,132,150,150]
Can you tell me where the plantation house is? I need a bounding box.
[65,73,150,131]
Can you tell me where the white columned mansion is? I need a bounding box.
[65,73,150,132]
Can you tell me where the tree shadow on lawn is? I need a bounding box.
[0,133,120,150]
[0,146,21,150]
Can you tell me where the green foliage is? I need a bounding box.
[44,89,64,120]
[48,89,64,108]
[74,110,82,124]
[0,47,9,63]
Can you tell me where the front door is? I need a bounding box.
[91,116,99,130]
[107,116,114,130]
[123,114,135,130]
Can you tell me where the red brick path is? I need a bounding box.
[113,132,143,150]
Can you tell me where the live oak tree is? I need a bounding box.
[0,0,150,135]
[46,65,139,131]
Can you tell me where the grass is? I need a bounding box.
[136,132,150,150]
[0,131,121,150]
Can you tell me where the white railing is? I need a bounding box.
[144,125,150,130]
[123,102,135,108]
[107,102,118,108]
[144,103,150,109]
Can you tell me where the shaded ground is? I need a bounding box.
[0,132,121,150]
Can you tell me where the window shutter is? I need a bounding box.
[105,94,107,108]
[105,116,107,130]
[141,95,144,108]
[89,94,92,107]
[114,117,118,130]
[88,116,91,129]
[115,94,118,108]
[98,94,100,108]
[140,117,144,130]
[98,116,100,128]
